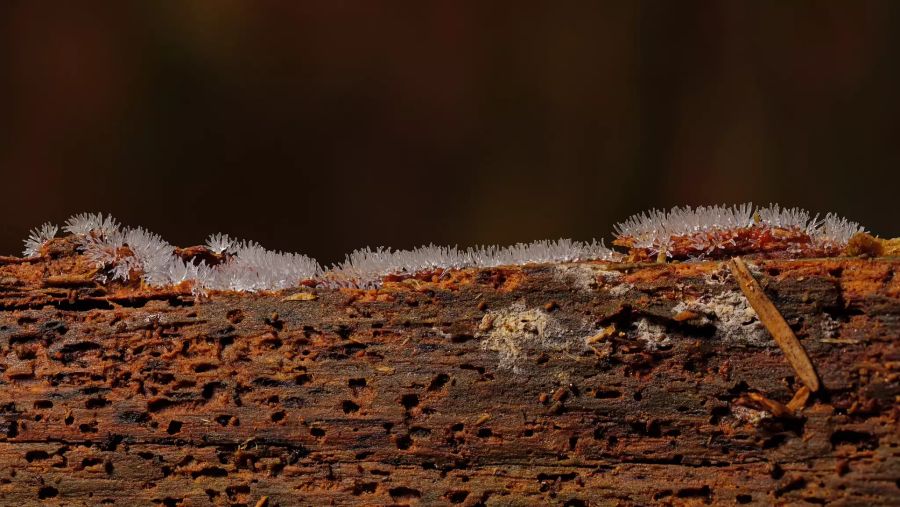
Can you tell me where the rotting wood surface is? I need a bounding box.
[0,239,898,506]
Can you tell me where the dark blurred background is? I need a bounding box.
[1,1,898,263]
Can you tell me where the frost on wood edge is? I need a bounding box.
[15,204,867,292]
[326,239,618,289]
[22,222,59,258]
[25,212,322,293]
[613,203,865,258]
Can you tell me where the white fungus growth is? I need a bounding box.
[199,240,322,292]
[613,203,864,257]
[327,239,618,289]
[731,405,768,425]
[608,282,634,297]
[470,239,617,268]
[755,204,818,234]
[16,204,868,293]
[22,222,59,257]
[64,212,120,236]
[79,227,125,281]
[819,314,842,340]
[327,244,473,289]
[818,212,866,247]
[702,265,731,286]
[629,318,671,351]
[614,203,754,252]
[76,225,179,284]
[57,213,320,292]
[166,257,203,286]
[205,233,235,255]
[671,291,769,346]
[121,227,178,285]
[477,303,553,370]
[552,263,624,292]
[477,302,587,370]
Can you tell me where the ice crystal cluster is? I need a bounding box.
[22,223,59,257]
[46,213,320,293]
[18,204,865,292]
[20,213,617,292]
[613,203,864,258]
[199,237,321,292]
[327,239,618,289]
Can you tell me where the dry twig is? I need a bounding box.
[729,256,821,392]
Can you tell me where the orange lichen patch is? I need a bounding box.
[886,238,900,256]
[0,239,98,290]
[363,266,523,294]
[42,273,99,287]
[845,233,885,257]
[839,261,896,301]
[427,270,479,291]
[382,266,527,293]
[0,262,48,289]
[619,261,720,285]
[669,261,725,278]
[844,232,900,258]
[491,268,525,292]
[4,262,88,291]
[383,268,469,291]
[751,257,900,300]
[886,270,900,299]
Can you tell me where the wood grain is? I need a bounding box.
[0,239,897,506]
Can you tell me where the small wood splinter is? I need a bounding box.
[787,386,812,412]
[729,256,821,392]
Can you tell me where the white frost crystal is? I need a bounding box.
[326,239,619,289]
[18,202,867,293]
[613,203,863,257]
[22,222,58,257]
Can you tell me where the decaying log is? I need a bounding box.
[0,239,898,506]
